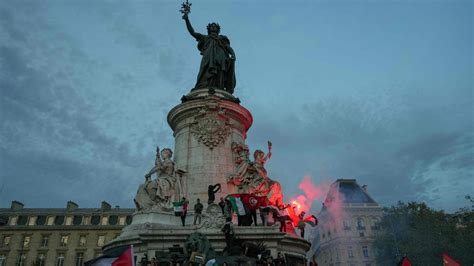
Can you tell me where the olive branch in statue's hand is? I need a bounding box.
[180,0,192,18]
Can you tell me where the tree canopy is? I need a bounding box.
[374,201,473,265]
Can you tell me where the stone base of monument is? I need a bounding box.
[104,210,311,263]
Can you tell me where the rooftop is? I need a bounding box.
[323,179,378,206]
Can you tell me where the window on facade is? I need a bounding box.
[97,235,105,247]
[357,218,365,230]
[109,215,118,225]
[22,236,31,248]
[15,253,26,266]
[1,236,10,248]
[36,253,46,266]
[54,216,65,226]
[343,220,351,230]
[347,246,354,258]
[46,216,55,225]
[41,235,49,247]
[78,235,87,246]
[36,216,46,226]
[55,253,65,266]
[75,252,84,266]
[359,232,365,237]
[60,235,68,247]
[126,215,132,225]
[16,216,28,226]
[73,216,83,225]
[28,217,36,226]
[0,255,6,266]
[362,246,369,257]
[371,218,380,230]
[91,215,100,225]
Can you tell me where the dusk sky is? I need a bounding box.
[1,0,472,212]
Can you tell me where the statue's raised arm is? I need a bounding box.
[182,14,201,40]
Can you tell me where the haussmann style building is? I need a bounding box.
[308,179,383,266]
[0,200,133,266]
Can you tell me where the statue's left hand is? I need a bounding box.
[230,54,236,61]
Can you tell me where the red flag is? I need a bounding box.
[236,194,267,211]
[443,253,461,266]
[86,245,134,266]
[112,246,134,266]
[397,256,411,266]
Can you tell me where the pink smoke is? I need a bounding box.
[288,176,331,215]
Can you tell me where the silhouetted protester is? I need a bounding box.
[221,217,235,250]
[207,183,221,204]
[259,206,270,226]
[274,252,286,265]
[297,211,307,238]
[250,209,258,226]
[140,254,149,266]
[193,198,204,225]
[272,204,292,232]
[181,197,189,226]
[218,197,226,214]
[224,198,233,218]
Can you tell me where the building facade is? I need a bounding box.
[309,179,383,266]
[0,201,133,266]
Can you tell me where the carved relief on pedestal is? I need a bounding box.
[198,203,226,229]
[190,101,231,149]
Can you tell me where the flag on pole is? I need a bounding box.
[443,253,461,266]
[85,245,134,266]
[397,256,411,266]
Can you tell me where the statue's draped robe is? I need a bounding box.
[193,33,236,93]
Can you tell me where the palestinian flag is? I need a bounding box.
[85,245,134,266]
[173,201,184,216]
[442,253,461,266]
[228,194,249,215]
[228,194,267,215]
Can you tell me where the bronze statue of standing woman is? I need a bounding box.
[181,5,236,94]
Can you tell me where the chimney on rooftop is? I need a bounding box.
[101,201,111,211]
[362,184,368,193]
[66,201,79,211]
[10,201,24,211]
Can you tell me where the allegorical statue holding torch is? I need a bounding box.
[180,0,236,94]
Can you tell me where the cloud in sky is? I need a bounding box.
[0,0,472,212]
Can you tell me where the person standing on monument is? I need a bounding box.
[207,184,221,204]
[181,197,189,226]
[182,12,236,93]
[221,217,235,251]
[297,211,307,238]
[193,198,204,225]
[218,197,226,214]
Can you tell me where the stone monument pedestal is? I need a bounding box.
[104,90,311,263]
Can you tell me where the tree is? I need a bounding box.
[373,201,473,265]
